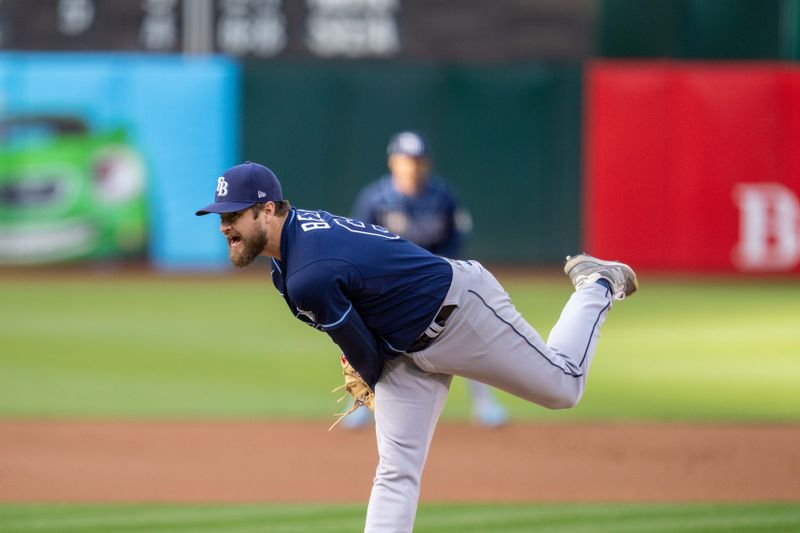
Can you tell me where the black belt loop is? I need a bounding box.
[407,304,457,353]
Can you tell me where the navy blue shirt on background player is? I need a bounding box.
[353,176,465,257]
[352,131,472,259]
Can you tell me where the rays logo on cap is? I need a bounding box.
[216,177,229,197]
[195,162,283,217]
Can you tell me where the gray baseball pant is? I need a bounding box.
[364,259,613,533]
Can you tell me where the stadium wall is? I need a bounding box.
[585,61,800,274]
[242,61,583,263]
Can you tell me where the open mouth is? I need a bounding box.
[228,235,242,248]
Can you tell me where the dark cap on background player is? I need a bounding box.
[387,131,429,158]
[195,161,282,216]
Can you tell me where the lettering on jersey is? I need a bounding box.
[333,217,399,239]
[295,210,399,239]
[296,210,331,231]
[215,176,229,197]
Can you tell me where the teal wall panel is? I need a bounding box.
[242,62,582,263]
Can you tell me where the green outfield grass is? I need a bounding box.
[0,272,798,421]
[1,503,799,532]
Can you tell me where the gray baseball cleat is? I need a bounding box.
[564,253,639,300]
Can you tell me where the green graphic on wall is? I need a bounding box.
[0,115,147,264]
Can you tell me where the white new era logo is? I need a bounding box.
[258,191,267,198]
[216,177,229,197]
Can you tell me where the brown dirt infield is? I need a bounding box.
[1,421,798,503]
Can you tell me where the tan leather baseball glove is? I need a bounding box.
[329,354,375,431]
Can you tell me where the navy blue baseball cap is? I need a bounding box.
[195,162,282,216]
[387,131,428,158]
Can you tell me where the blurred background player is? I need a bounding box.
[345,130,509,429]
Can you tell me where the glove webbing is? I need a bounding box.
[328,384,368,431]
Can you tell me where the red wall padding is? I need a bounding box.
[585,62,800,273]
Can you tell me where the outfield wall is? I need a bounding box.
[1,2,797,271]
[585,62,800,274]
[0,53,240,270]
[241,62,583,263]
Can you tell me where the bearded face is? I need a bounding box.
[228,226,268,267]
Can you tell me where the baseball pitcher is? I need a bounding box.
[196,162,638,533]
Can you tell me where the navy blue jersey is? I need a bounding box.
[352,175,469,257]
[270,208,452,386]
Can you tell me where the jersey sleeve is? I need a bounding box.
[326,309,383,387]
[287,260,355,330]
[287,260,383,386]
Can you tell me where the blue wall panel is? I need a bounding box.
[0,53,240,270]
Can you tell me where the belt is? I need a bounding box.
[406,304,457,353]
